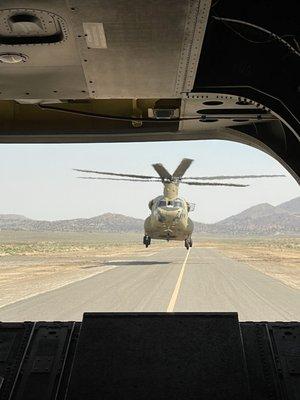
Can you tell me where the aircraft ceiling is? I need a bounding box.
[0,0,299,180]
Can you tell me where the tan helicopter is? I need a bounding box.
[74,159,284,249]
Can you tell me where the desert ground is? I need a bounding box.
[0,231,170,307]
[0,231,299,320]
[196,236,300,289]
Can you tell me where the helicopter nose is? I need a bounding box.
[158,209,181,223]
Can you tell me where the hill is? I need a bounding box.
[0,213,143,233]
[202,197,300,235]
[277,197,300,214]
[0,197,299,236]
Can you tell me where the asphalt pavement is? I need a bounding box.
[0,247,299,321]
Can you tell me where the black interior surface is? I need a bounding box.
[1,315,299,400]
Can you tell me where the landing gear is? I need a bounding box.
[143,235,151,248]
[184,237,193,250]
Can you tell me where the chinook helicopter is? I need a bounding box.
[74,159,284,249]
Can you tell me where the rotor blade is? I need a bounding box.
[74,168,156,179]
[152,163,172,180]
[78,176,161,182]
[183,174,285,180]
[182,181,249,187]
[173,158,194,178]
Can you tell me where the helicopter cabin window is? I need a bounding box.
[173,199,183,208]
[158,199,183,208]
[158,200,167,207]
[188,203,195,212]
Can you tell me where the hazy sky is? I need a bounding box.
[0,140,299,223]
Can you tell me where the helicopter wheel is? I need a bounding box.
[143,235,151,247]
[184,237,192,250]
[184,239,190,250]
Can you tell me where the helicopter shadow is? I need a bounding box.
[107,260,171,266]
[81,260,171,269]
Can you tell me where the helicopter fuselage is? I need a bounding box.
[144,183,194,241]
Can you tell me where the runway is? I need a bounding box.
[0,247,299,321]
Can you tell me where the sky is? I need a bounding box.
[0,140,299,223]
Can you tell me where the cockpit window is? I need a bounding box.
[158,199,182,208]
[173,199,182,208]
[158,200,167,207]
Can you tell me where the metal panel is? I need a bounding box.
[0,0,88,100]
[1,320,300,399]
[0,0,210,99]
[83,22,107,49]
[269,323,300,400]
[66,312,250,400]
[0,322,34,400]
[10,323,73,400]
[67,0,210,98]
[179,92,275,132]
[241,323,282,400]
[174,0,211,94]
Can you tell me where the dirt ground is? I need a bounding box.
[198,237,300,289]
[0,232,299,308]
[0,232,174,307]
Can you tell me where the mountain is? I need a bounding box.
[0,213,143,233]
[0,197,299,236]
[0,214,28,220]
[200,197,300,235]
[277,197,300,214]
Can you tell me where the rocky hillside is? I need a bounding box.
[277,197,300,214]
[0,197,299,236]
[202,200,300,235]
[0,213,143,233]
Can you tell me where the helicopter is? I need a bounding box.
[74,159,284,250]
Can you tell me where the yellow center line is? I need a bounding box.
[167,248,191,312]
